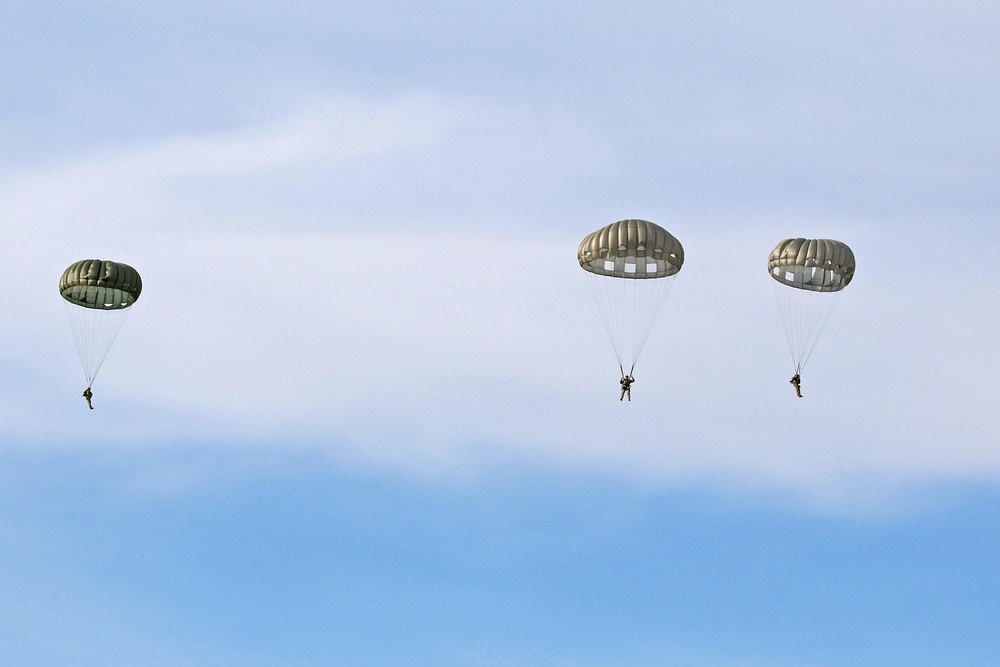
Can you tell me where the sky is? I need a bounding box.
[1,1,999,665]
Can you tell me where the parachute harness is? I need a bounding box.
[618,363,636,381]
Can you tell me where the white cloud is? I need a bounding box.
[1,94,998,509]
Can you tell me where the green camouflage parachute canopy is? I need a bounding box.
[768,238,855,293]
[59,259,142,310]
[578,219,684,279]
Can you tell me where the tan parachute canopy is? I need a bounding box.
[579,219,684,375]
[768,238,855,293]
[60,259,142,310]
[578,219,684,279]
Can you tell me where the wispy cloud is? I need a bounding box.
[1,89,998,509]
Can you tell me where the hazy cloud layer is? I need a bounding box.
[0,93,997,508]
[2,2,998,508]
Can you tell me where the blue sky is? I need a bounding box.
[2,1,1000,665]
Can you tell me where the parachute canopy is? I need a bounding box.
[60,259,142,310]
[768,238,854,374]
[578,219,683,279]
[767,238,854,293]
[60,259,142,389]
[579,220,683,374]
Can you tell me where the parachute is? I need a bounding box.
[59,259,142,389]
[579,219,683,375]
[768,238,854,374]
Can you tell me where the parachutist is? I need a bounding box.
[579,221,683,393]
[82,387,94,410]
[769,238,855,392]
[790,374,802,398]
[620,374,634,401]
